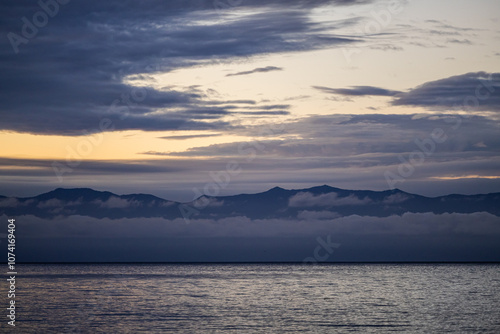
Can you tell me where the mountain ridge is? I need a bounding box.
[1,186,499,220]
[4,185,500,203]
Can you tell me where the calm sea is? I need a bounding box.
[4,264,500,333]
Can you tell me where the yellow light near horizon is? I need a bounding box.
[0,132,69,160]
[431,175,500,180]
[0,130,251,161]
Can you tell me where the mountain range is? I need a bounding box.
[1,185,499,220]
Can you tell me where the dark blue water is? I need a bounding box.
[3,264,500,333]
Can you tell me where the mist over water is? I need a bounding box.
[10,263,500,333]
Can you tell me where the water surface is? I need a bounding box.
[7,263,500,333]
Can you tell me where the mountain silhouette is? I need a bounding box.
[1,185,499,219]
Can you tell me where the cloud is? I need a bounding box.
[289,192,371,207]
[446,38,473,45]
[384,20,481,51]
[0,198,21,208]
[5,211,499,239]
[368,44,404,51]
[163,112,500,159]
[0,0,363,136]
[226,66,283,77]
[4,210,500,261]
[297,210,341,220]
[383,193,410,204]
[160,134,222,140]
[315,73,500,112]
[313,85,401,96]
[392,72,500,111]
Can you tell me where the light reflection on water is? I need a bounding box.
[7,264,500,333]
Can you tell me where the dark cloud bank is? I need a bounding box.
[1,186,499,262]
[0,0,366,136]
[317,72,500,111]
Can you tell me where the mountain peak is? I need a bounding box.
[304,184,338,193]
[36,187,115,201]
[264,186,290,194]
[52,187,98,193]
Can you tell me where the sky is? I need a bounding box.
[1,0,500,202]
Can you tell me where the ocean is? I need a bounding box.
[5,264,500,333]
